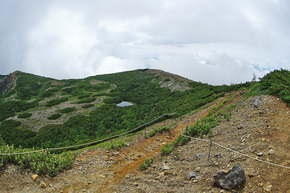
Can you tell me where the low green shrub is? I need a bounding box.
[82,104,94,108]
[244,83,266,97]
[18,112,32,118]
[46,97,68,107]
[77,97,96,104]
[0,134,6,146]
[58,107,75,113]
[107,140,125,150]
[161,143,175,155]
[92,93,107,97]
[48,113,61,120]
[259,69,290,105]
[103,97,122,104]
[207,94,236,117]
[214,104,236,122]
[245,69,290,105]
[176,135,189,145]
[40,88,59,98]
[0,145,76,176]
[173,151,180,160]
[0,100,39,121]
[78,94,91,99]
[145,126,170,138]
[160,134,190,156]
[140,157,153,171]
[185,116,218,138]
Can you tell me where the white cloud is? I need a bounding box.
[25,7,99,78]
[0,0,289,84]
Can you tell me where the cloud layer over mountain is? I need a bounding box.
[1,0,289,84]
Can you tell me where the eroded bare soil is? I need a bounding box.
[1,92,289,193]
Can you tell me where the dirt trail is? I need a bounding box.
[98,93,232,192]
[1,91,289,193]
[55,91,241,193]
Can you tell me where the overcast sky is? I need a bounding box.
[0,0,289,85]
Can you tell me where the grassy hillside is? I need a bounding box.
[0,69,288,150]
[0,68,289,177]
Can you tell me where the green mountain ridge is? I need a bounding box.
[0,68,289,150]
[0,68,289,178]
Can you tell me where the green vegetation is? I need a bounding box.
[48,113,61,120]
[78,93,91,99]
[0,75,6,80]
[140,157,154,171]
[0,69,253,150]
[0,120,36,148]
[82,104,94,108]
[61,82,110,96]
[0,144,76,176]
[185,116,218,138]
[160,135,189,156]
[58,107,76,113]
[145,126,170,138]
[1,70,287,155]
[215,104,236,121]
[161,143,176,155]
[173,151,180,160]
[46,97,68,107]
[0,68,288,177]
[14,73,51,100]
[259,69,290,105]
[107,140,125,150]
[40,88,59,98]
[161,116,219,156]
[18,112,32,118]
[77,97,96,104]
[207,94,236,117]
[92,93,107,97]
[245,69,289,105]
[0,134,5,146]
[0,100,38,121]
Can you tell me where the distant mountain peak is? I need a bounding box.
[143,69,193,92]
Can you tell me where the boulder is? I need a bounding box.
[31,174,39,181]
[196,153,204,159]
[257,152,263,156]
[40,181,47,188]
[195,167,201,172]
[268,149,275,155]
[253,98,260,108]
[187,171,196,179]
[162,165,170,171]
[264,185,272,192]
[213,165,246,190]
[186,171,201,181]
[104,156,111,161]
[237,125,244,130]
[214,152,221,158]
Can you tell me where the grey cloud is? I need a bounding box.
[0,0,289,84]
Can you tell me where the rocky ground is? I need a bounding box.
[144,69,193,92]
[0,92,289,193]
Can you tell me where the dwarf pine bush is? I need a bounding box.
[0,145,76,176]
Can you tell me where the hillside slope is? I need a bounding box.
[0,69,250,149]
[0,69,289,192]
[0,91,289,192]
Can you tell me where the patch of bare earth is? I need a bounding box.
[0,92,289,193]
